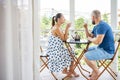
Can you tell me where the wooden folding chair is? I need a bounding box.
[96,39,120,80]
[39,46,58,80]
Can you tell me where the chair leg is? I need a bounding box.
[98,60,106,68]
[107,66,117,76]
[96,61,116,80]
[40,59,48,72]
[40,57,58,80]
[40,65,46,72]
[99,61,117,80]
[100,61,117,77]
[40,61,48,72]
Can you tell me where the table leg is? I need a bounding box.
[64,42,89,80]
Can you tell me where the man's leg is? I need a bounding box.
[84,56,100,80]
[84,46,114,79]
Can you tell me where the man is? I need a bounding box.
[83,10,115,80]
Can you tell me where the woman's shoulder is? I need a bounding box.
[52,26,59,30]
[51,26,58,36]
[51,26,60,32]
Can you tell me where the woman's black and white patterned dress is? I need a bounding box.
[47,35,74,72]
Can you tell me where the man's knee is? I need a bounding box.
[83,54,89,61]
[84,52,90,60]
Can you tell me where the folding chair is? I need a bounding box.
[39,46,58,80]
[96,39,120,80]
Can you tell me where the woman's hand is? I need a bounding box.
[66,23,71,29]
[83,23,88,29]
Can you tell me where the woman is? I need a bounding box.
[47,13,79,77]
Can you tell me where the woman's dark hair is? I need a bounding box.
[52,13,62,27]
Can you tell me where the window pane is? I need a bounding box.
[40,0,70,48]
[40,0,69,19]
[75,0,111,39]
[118,0,120,28]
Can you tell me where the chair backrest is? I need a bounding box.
[40,46,43,53]
[111,39,120,60]
[40,46,48,57]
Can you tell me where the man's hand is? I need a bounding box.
[87,36,92,41]
[84,23,94,38]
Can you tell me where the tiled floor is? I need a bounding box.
[40,65,117,80]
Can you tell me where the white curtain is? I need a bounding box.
[0,0,41,80]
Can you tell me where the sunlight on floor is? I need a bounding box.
[40,65,114,80]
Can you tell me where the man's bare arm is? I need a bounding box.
[88,34,104,45]
[84,23,94,38]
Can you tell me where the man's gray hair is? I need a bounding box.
[92,10,101,18]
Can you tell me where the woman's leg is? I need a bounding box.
[65,46,79,77]
[63,68,72,77]
[69,61,79,77]
[67,46,79,77]
[62,68,68,74]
